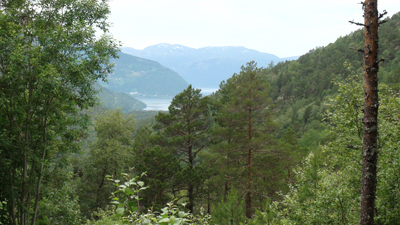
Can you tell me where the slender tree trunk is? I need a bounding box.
[9,168,16,225]
[188,185,194,213]
[7,108,17,225]
[245,107,253,219]
[96,167,108,209]
[31,116,48,225]
[207,191,211,214]
[188,144,194,213]
[360,0,379,224]
[21,117,30,225]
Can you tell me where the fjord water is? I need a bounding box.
[135,97,172,111]
[137,87,218,111]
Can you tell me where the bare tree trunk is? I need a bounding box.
[360,0,380,224]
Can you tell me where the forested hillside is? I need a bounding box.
[265,12,400,102]
[260,11,400,146]
[95,83,146,111]
[99,52,189,97]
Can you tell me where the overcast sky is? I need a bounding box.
[107,0,400,58]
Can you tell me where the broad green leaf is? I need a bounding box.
[116,208,124,214]
[137,181,144,187]
[158,218,170,222]
[125,187,134,196]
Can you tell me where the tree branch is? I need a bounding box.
[347,145,362,149]
[376,59,385,65]
[378,20,388,26]
[378,10,388,19]
[349,20,365,27]
[349,47,364,53]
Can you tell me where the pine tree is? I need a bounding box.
[211,61,276,218]
[154,85,211,213]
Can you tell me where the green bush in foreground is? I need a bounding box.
[85,171,211,225]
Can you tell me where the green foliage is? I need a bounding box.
[209,61,280,217]
[153,85,211,212]
[107,171,148,216]
[78,109,136,217]
[37,174,82,225]
[0,200,7,224]
[210,190,246,225]
[246,200,283,225]
[85,172,211,225]
[0,0,119,223]
[135,146,181,210]
[131,126,180,210]
[267,70,400,224]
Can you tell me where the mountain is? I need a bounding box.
[95,83,146,111]
[122,44,298,88]
[99,52,189,98]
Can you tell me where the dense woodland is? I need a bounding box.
[1,0,400,224]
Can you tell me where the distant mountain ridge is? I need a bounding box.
[122,44,298,88]
[99,52,188,98]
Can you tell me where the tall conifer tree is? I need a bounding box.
[154,85,210,213]
[212,61,276,218]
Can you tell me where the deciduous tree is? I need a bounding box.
[78,109,135,216]
[0,1,119,224]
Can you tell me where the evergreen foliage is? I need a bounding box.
[153,85,211,213]
[209,61,280,218]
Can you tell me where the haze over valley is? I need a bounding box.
[122,44,298,88]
